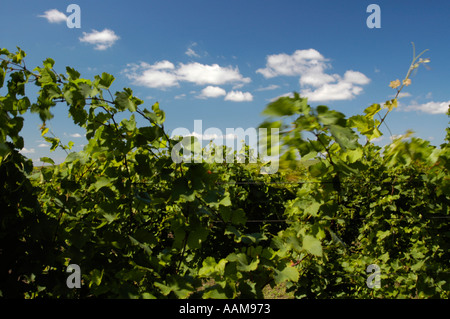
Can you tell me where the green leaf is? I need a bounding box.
[92,176,112,191]
[308,160,327,177]
[364,103,381,118]
[376,230,391,241]
[43,58,55,69]
[342,148,363,163]
[328,124,359,150]
[220,207,247,225]
[120,115,136,132]
[411,260,426,271]
[96,72,115,89]
[65,151,84,164]
[187,226,209,249]
[115,89,136,112]
[304,201,321,216]
[226,253,259,272]
[317,106,345,125]
[40,157,55,165]
[385,99,398,112]
[172,177,196,202]
[0,142,11,158]
[154,282,172,296]
[78,82,97,98]
[219,193,232,207]
[203,286,230,299]
[66,67,80,80]
[274,265,299,284]
[12,47,25,64]
[89,269,104,288]
[199,257,217,277]
[43,136,60,152]
[0,68,5,88]
[151,102,165,125]
[302,235,323,257]
[154,278,193,298]
[138,126,160,143]
[37,67,56,84]
[262,95,308,117]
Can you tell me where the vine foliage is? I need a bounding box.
[0,47,448,298]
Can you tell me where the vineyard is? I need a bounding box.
[0,47,449,299]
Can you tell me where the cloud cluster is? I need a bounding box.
[198,86,226,99]
[257,49,370,102]
[196,86,253,102]
[224,90,253,102]
[123,61,253,102]
[38,9,67,23]
[403,101,450,114]
[392,95,449,115]
[79,29,120,50]
[124,61,250,88]
[39,8,119,50]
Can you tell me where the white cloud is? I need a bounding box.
[255,84,280,92]
[69,133,82,138]
[300,71,338,88]
[186,48,198,57]
[20,148,35,154]
[38,9,67,23]
[403,101,450,114]
[225,91,253,102]
[302,71,370,102]
[395,92,412,99]
[174,94,186,99]
[185,42,201,58]
[198,86,226,99]
[371,136,384,143]
[302,82,361,102]
[79,29,120,50]
[151,60,175,70]
[123,61,250,89]
[258,49,370,102]
[123,62,179,89]
[176,62,251,85]
[257,49,327,78]
[38,143,50,148]
[343,70,371,85]
[186,48,200,58]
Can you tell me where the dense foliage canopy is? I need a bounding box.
[0,47,448,298]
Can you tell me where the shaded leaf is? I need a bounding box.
[302,235,323,257]
[274,265,299,284]
[40,157,55,165]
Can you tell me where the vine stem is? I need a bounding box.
[176,233,189,274]
[376,43,429,132]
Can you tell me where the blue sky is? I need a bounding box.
[1,0,449,164]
